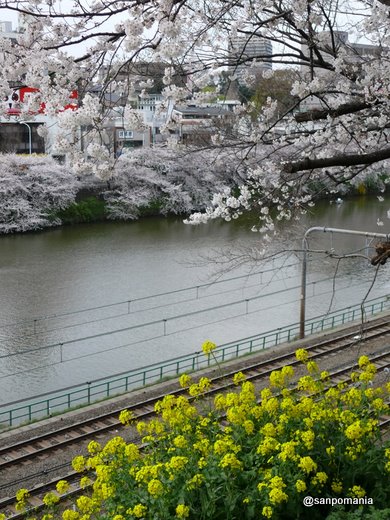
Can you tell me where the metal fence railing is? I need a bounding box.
[1,294,388,428]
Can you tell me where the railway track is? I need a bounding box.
[0,317,390,518]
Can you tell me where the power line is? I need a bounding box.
[0,261,300,331]
[0,264,301,344]
[0,275,364,361]
[0,282,381,382]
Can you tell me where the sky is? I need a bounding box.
[0,0,372,62]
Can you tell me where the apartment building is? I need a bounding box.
[228,34,272,85]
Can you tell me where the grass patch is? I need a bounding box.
[55,197,107,224]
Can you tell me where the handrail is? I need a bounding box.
[0,294,388,428]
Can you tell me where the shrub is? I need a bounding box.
[16,351,390,519]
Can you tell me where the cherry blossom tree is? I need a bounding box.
[0,154,78,233]
[105,146,246,220]
[1,1,390,230]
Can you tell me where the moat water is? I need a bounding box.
[0,195,389,403]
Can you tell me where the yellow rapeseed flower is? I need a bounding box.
[278,441,298,462]
[198,457,207,469]
[62,510,81,520]
[264,397,279,414]
[326,445,335,456]
[80,477,92,489]
[179,373,192,388]
[320,370,330,381]
[269,476,285,489]
[147,479,164,497]
[87,440,102,455]
[359,371,374,383]
[281,365,294,379]
[351,371,359,382]
[202,340,217,355]
[176,504,190,518]
[261,423,277,437]
[136,421,148,435]
[243,419,255,434]
[358,355,370,368]
[198,377,212,392]
[298,456,317,474]
[295,348,309,362]
[102,436,126,456]
[129,504,147,518]
[219,452,243,471]
[312,472,328,486]
[331,480,343,493]
[297,375,317,392]
[257,436,279,456]
[345,420,364,441]
[76,495,97,514]
[56,480,70,494]
[186,474,204,490]
[167,456,188,473]
[372,397,387,412]
[262,506,273,518]
[301,429,315,449]
[214,393,226,409]
[261,388,273,401]
[295,479,306,492]
[125,443,140,462]
[269,370,285,388]
[173,435,188,449]
[72,455,86,473]
[349,485,366,498]
[214,436,239,455]
[16,489,30,502]
[119,409,134,426]
[269,487,288,504]
[306,360,319,373]
[233,371,246,385]
[188,383,201,396]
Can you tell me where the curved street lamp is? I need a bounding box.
[19,121,32,154]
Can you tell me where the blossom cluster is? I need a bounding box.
[15,350,390,519]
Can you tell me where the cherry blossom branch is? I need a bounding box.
[284,147,390,174]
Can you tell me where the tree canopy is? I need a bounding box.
[1,0,390,230]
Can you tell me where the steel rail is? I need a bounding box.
[1,314,390,474]
[1,348,389,519]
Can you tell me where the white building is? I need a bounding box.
[228,34,272,85]
[0,20,18,42]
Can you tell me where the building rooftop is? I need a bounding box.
[173,105,230,117]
